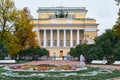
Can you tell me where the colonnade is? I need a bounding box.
[37,29,83,47]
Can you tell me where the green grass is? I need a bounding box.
[0,66,120,80]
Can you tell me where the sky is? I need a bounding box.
[13,0,119,35]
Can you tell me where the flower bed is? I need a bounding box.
[6,64,81,72]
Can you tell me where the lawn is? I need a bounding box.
[0,66,120,80]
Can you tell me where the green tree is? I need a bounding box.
[21,46,49,60]
[0,42,8,59]
[69,44,93,59]
[87,45,103,60]
[112,1,120,61]
[95,29,118,64]
[113,9,120,38]
[113,40,120,60]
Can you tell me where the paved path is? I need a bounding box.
[24,60,80,66]
[91,65,120,70]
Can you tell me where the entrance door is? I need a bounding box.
[60,50,63,57]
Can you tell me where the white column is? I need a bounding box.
[43,29,46,47]
[50,29,53,47]
[57,29,60,47]
[70,29,73,47]
[37,28,40,46]
[64,29,66,47]
[77,29,80,45]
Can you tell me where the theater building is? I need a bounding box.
[32,6,98,58]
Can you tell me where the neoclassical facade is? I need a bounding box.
[32,7,98,57]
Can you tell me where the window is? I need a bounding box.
[53,31,57,36]
[79,40,82,44]
[48,40,50,46]
[73,40,76,46]
[54,40,57,46]
[41,40,44,46]
[60,40,63,46]
[66,40,70,46]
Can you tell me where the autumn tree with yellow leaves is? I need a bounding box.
[0,0,21,57]
[0,0,37,57]
[14,7,37,49]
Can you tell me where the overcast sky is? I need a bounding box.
[13,0,119,35]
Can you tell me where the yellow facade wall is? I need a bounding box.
[32,19,96,25]
[75,13,86,18]
[48,48,70,57]
[38,13,49,18]
[84,31,97,44]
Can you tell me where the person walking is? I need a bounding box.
[80,54,86,67]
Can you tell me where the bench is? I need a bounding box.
[91,60,107,64]
[0,60,16,64]
[113,61,120,65]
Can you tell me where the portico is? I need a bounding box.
[38,29,83,48]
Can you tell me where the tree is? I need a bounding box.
[113,40,120,60]
[21,46,49,60]
[95,29,118,64]
[14,7,37,49]
[0,0,37,58]
[0,0,18,41]
[69,44,93,59]
[87,45,103,60]
[2,32,21,57]
[113,9,120,38]
[0,0,21,57]
[0,42,8,59]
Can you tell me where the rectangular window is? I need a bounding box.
[54,40,57,46]
[73,40,76,46]
[79,40,82,44]
[41,40,44,46]
[66,40,70,46]
[60,40,63,46]
[53,31,57,36]
[48,40,50,46]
